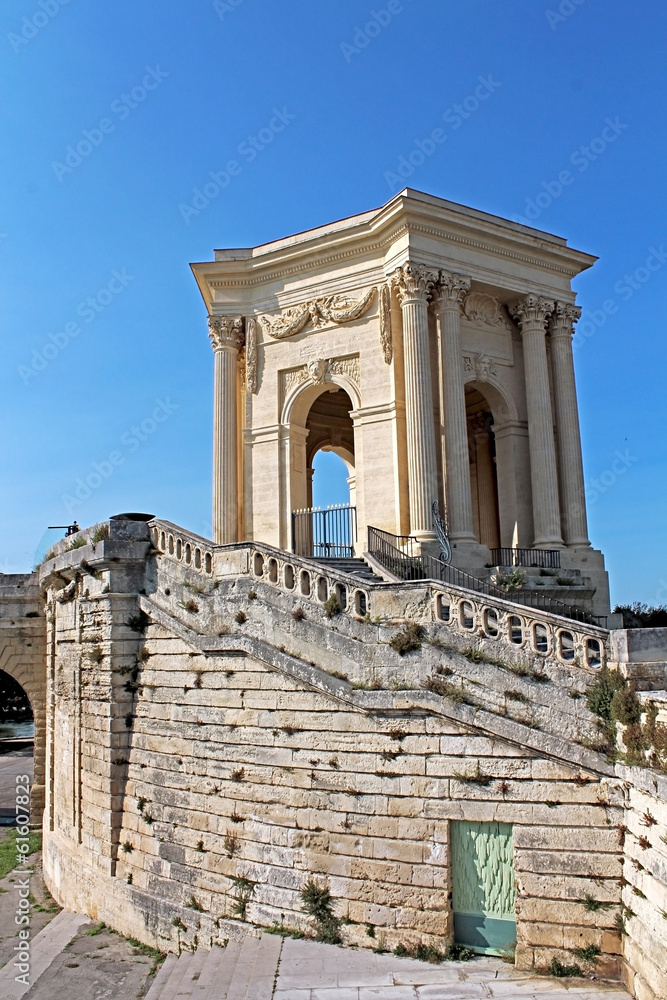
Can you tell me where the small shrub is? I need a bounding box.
[495,567,525,591]
[86,645,104,664]
[586,667,626,722]
[577,895,611,912]
[328,669,348,681]
[230,876,256,920]
[224,831,240,858]
[196,839,205,853]
[389,622,426,655]
[137,797,147,813]
[638,835,651,850]
[230,808,245,824]
[180,599,199,614]
[300,878,342,944]
[569,688,583,700]
[91,524,110,543]
[121,841,133,854]
[172,917,187,931]
[86,922,106,936]
[323,595,341,619]
[640,810,657,827]
[424,675,475,705]
[549,957,581,978]
[125,611,150,633]
[235,610,247,624]
[292,607,306,621]
[68,535,88,550]
[186,895,203,911]
[231,768,245,782]
[454,762,492,786]
[184,580,207,595]
[248,590,257,600]
[573,944,601,963]
[504,689,529,703]
[388,729,407,741]
[611,687,642,726]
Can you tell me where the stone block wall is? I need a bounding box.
[38,524,628,976]
[617,766,667,1000]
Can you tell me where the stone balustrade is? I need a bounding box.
[149,519,608,673]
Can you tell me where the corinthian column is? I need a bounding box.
[390,262,439,541]
[208,315,244,544]
[513,295,563,547]
[433,271,476,545]
[550,302,590,546]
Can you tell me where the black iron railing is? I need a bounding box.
[292,505,357,559]
[489,547,561,569]
[367,527,605,627]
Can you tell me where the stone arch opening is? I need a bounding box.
[0,670,34,730]
[466,385,501,550]
[305,388,355,510]
[288,384,358,557]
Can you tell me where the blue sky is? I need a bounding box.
[1,0,665,606]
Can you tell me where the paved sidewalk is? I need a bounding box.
[272,938,631,1000]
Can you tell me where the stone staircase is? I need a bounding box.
[145,933,282,1000]
[311,556,384,584]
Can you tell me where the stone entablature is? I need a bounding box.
[191,188,611,616]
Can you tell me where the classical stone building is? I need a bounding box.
[1,191,666,1000]
[192,188,609,615]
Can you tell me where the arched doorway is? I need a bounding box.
[0,670,35,825]
[288,384,357,557]
[466,385,501,550]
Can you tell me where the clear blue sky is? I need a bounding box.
[1,0,665,607]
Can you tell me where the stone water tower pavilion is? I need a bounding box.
[192,188,610,616]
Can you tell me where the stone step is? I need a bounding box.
[245,932,282,999]
[159,952,194,1000]
[195,942,241,999]
[144,953,179,1000]
[226,935,261,1000]
[174,947,210,998]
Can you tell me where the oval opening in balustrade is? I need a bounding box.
[532,622,549,655]
[558,630,575,662]
[509,615,523,644]
[354,590,367,617]
[194,548,202,570]
[253,552,264,577]
[268,558,279,584]
[300,570,311,597]
[436,594,451,623]
[284,564,295,590]
[168,535,174,555]
[586,637,602,669]
[160,531,166,550]
[459,601,475,631]
[176,539,182,560]
[205,553,212,574]
[317,577,328,603]
[185,543,192,565]
[484,607,499,638]
[335,583,347,611]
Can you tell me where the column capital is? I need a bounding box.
[549,301,582,338]
[512,294,554,331]
[433,271,471,310]
[208,315,244,352]
[390,262,439,305]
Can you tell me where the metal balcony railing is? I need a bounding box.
[292,505,357,559]
[489,547,561,569]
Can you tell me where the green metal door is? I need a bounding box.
[451,820,517,954]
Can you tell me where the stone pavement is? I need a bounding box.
[137,933,632,1000]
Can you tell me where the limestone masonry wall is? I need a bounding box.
[617,766,667,1000]
[37,518,630,978]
